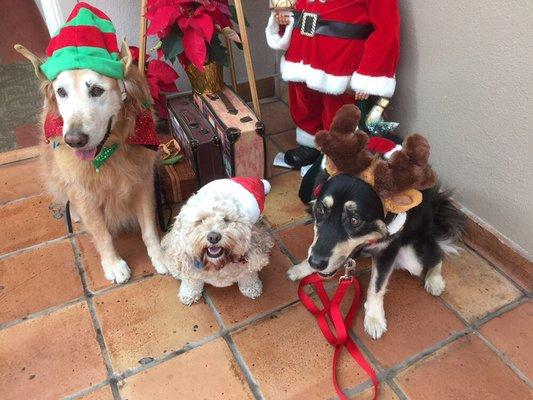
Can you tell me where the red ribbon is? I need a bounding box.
[298,273,378,400]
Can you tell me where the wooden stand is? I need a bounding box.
[138,0,148,76]
[232,0,262,119]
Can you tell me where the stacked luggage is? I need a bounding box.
[158,86,266,209]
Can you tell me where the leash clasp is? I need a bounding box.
[339,258,356,282]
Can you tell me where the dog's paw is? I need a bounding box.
[286,261,313,281]
[239,279,263,299]
[104,260,131,284]
[364,314,387,340]
[151,254,169,275]
[178,289,203,306]
[425,274,446,296]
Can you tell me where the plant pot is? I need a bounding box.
[185,61,224,95]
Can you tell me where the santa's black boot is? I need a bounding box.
[284,146,320,169]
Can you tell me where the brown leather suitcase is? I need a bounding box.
[158,159,198,204]
[167,95,226,186]
[193,86,266,178]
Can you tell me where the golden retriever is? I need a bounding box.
[15,42,168,284]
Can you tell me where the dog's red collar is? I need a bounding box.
[44,109,160,149]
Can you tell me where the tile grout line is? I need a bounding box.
[68,236,123,400]
[0,296,85,331]
[272,216,313,234]
[0,234,73,261]
[387,378,410,400]
[386,327,473,378]
[474,331,533,388]
[203,292,266,400]
[227,300,301,335]
[360,293,531,390]
[62,379,110,400]
[0,192,44,207]
[470,294,528,329]
[461,241,530,295]
[0,154,39,167]
[115,332,224,381]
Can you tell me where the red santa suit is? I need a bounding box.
[266,0,400,148]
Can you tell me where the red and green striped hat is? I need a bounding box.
[40,2,124,80]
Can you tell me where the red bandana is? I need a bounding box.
[44,109,160,149]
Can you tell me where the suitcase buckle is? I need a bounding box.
[301,12,318,37]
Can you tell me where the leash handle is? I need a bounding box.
[298,273,378,400]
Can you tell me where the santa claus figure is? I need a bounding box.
[266,0,400,168]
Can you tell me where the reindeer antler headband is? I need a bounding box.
[315,105,437,214]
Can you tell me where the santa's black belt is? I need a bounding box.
[293,11,373,39]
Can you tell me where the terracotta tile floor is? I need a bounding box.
[0,101,531,399]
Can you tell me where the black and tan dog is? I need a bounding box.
[287,105,464,339]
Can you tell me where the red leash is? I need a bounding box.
[298,264,379,400]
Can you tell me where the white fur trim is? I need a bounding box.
[350,72,396,97]
[386,212,407,235]
[265,13,294,51]
[280,56,351,95]
[261,179,271,195]
[200,179,261,223]
[384,144,402,159]
[296,126,316,148]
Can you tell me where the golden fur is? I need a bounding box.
[29,43,168,283]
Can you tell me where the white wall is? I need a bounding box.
[391,1,533,256]
[51,0,277,91]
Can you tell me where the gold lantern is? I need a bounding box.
[270,0,296,12]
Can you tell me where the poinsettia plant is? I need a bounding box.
[145,0,246,71]
[130,46,179,118]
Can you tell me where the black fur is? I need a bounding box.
[310,175,465,293]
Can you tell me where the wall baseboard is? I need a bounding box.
[236,77,276,103]
[462,210,532,291]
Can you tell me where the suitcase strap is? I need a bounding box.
[217,91,238,115]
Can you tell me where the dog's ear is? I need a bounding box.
[14,44,47,81]
[119,38,133,76]
[41,80,58,115]
[383,189,423,214]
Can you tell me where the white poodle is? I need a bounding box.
[162,177,274,305]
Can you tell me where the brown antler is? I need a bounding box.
[315,105,373,176]
[373,134,437,198]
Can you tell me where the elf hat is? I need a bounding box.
[200,177,271,224]
[40,2,124,81]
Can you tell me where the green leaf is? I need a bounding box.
[208,35,229,67]
[161,26,183,63]
[229,5,250,27]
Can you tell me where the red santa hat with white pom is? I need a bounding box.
[200,177,271,224]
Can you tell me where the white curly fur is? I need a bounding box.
[161,188,274,306]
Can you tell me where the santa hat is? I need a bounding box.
[200,177,271,224]
[41,2,124,80]
[367,137,402,159]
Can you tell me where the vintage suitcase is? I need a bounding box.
[193,86,266,178]
[158,159,198,205]
[167,95,226,186]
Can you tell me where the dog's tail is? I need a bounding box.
[431,183,466,255]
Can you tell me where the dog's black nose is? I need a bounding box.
[64,131,89,148]
[309,254,329,270]
[207,231,221,244]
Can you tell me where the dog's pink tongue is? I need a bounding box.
[74,148,97,161]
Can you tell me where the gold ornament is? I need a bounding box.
[270,0,296,12]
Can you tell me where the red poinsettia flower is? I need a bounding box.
[145,0,192,36]
[146,60,179,118]
[177,6,215,70]
[129,47,179,118]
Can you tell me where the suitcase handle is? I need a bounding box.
[209,92,238,115]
